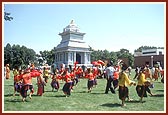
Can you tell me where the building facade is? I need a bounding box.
[54,20,92,68]
[134,48,164,68]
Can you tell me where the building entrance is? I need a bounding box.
[76,53,81,64]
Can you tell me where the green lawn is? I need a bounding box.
[3,70,165,112]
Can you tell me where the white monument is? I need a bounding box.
[54,20,92,68]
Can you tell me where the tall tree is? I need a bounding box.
[4,43,37,69]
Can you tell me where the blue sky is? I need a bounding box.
[3,2,165,54]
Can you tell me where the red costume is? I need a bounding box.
[19,70,41,101]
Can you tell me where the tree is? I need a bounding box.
[39,49,55,65]
[4,11,13,21]
[134,46,160,52]
[4,43,37,69]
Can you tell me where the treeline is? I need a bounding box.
[4,43,162,69]
[90,47,134,67]
[4,43,55,69]
[134,46,164,52]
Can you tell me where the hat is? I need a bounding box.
[6,64,9,67]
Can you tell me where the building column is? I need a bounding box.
[84,52,86,64]
[74,52,76,62]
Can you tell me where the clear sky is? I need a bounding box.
[3,2,165,54]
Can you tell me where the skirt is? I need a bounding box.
[87,80,94,90]
[51,81,59,90]
[14,82,22,92]
[20,85,34,98]
[119,86,128,100]
[136,85,147,97]
[63,82,72,96]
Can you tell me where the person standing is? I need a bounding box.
[37,74,46,96]
[43,67,49,83]
[13,67,22,96]
[5,64,10,79]
[105,61,116,94]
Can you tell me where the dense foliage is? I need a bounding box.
[4,43,162,69]
[134,46,164,52]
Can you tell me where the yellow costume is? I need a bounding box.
[118,72,134,87]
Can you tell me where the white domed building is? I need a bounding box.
[54,20,92,68]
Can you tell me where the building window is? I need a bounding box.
[159,51,162,55]
[60,54,63,61]
[66,53,68,61]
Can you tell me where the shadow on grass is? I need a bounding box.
[156,89,164,92]
[4,94,14,97]
[151,94,164,97]
[100,103,121,107]
[4,84,13,86]
[74,91,87,93]
[45,94,66,98]
[5,99,31,103]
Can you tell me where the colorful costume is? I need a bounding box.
[19,69,41,101]
[5,64,10,79]
[152,67,159,81]
[51,74,61,91]
[13,69,22,96]
[85,70,94,92]
[136,72,148,99]
[37,75,46,96]
[62,72,73,97]
[118,70,135,106]
[43,67,49,83]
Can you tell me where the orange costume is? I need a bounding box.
[5,64,10,79]
[144,67,152,80]
[62,71,73,97]
[19,69,41,101]
[152,67,159,81]
[85,70,94,92]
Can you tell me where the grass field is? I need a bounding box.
[3,70,165,112]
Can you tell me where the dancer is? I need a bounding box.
[19,68,41,102]
[118,63,136,107]
[37,74,46,96]
[136,67,153,102]
[85,68,94,93]
[62,70,73,97]
[51,69,61,91]
[13,67,22,96]
[43,67,50,83]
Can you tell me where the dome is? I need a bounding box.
[63,20,80,32]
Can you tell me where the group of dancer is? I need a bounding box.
[5,60,164,106]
